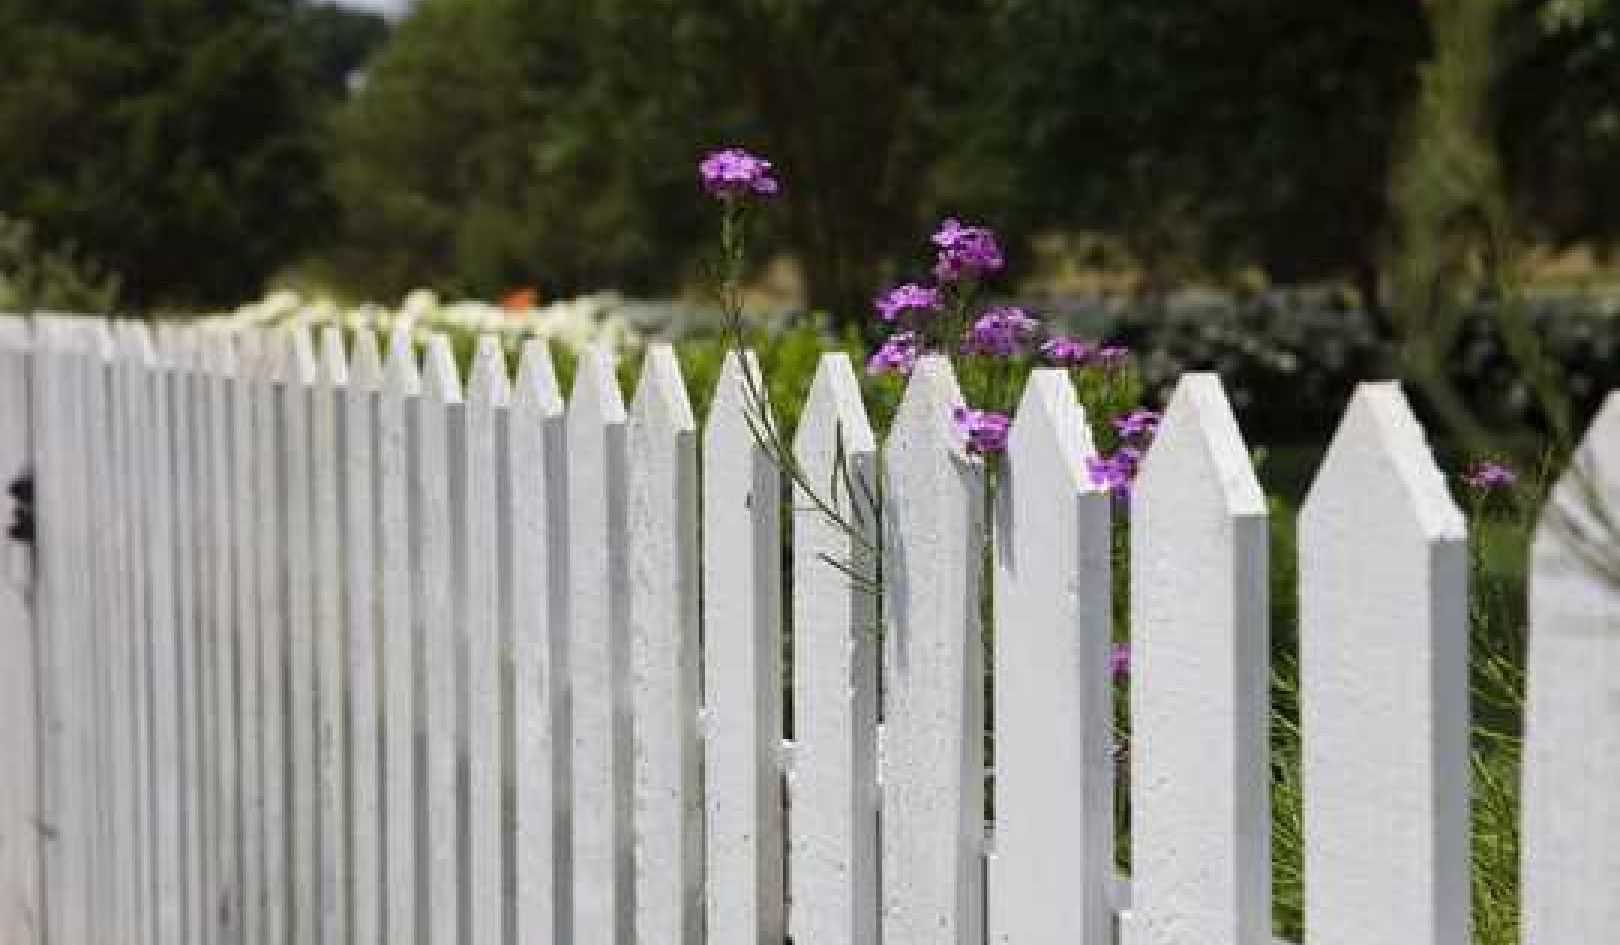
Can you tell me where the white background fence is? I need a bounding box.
[0,313,1616,945]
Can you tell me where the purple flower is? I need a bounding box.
[1110,642,1130,678]
[952,406,1011,455]
[875,283,943,323]
[1040,337,1095,366]
[962,306,1041,357]
[1087,446,1143,498]
[1095,345,1131,370]
[699,148,780,199]
[1463,460,1517,491]
[931,218,1005,282]
[1113,408,1160,441]
[867,332,920,376]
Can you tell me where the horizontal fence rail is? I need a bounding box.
[0,314,1615,945]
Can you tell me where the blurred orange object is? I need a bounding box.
[500,287,538,312]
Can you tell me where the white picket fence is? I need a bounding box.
[0,313,1616,945]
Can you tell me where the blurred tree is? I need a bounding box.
[0,0,385,310]
[979,0,1431,310]
[331,0,999,325]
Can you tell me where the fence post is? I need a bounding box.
[1523,390,1620,944]
[0,316,40,945]
[1299,382,1468,945]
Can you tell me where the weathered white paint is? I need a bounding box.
[255,331,291,945]
[282,324,320,945]
[703,350,787,945]
[510,339,567,945]
[345,330,385,945]
[1523,391,1620,945]
[1122,373,1270,945]
[881,355,985,945]
[0,318,35,945]
[567,345,634,945]
[991,369,1115,945]
[84,322,122,945]
[627,343,702,945]
[1299,382,1469,945]
[231,332,264,945]
[788,353,880,945]
[205,334,243,945]
[378,326,420,945]
[313,325,351,945]
[464,336,510,945]
[417,334,463,945]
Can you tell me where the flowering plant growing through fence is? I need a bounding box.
[701,146,1159,623]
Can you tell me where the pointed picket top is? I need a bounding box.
[1298,381,1468,945]
[0,315,30,350]
[794,352,875,460]
[1138,373,1264,515]
[421,333,463,405]
[259,329,292,383]
[382,324,421,396]
[200,330,238,377]
[630,343,695,434]
[112,319,150,366]
[1007,368,1095,484]
[84,317,114,361]
[707,349,774,444]
[316,324,349,389]
[569,343,625,423]
[888,354,971,461]
[1122,373,1270,945]
[350,329,383,392]
[1523,390,1620,945]
[287,322,318,386]
[468,335,512,408]
[515,339,563,415]
[1302,381,1464,541]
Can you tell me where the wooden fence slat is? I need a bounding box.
[346,329,385,945]
[788,353,879,945]
[990,370,1114,945]
[379,326,421,945]
[567,345,633,945]
[231,332,264,945]
[464,336,510,945]
[881,354,984,945]
[1523,391,1620,944]
[314,325,350,945]
[1299,382,1468,945]
[417,334,464,945]
[255,332,292,945]
[702,350,786,945]
[282,324,320,945]
[0,318,39,945]
[510,339,567,945]
[1122,373,1270,945]
[176,330,211,945]
[83,322,121,945]
[627,343,702,945]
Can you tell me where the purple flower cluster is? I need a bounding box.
[962,306,1040,356]
[1087,446,1143,499]
[867,332,920,376]
[932,218,1004,282]
[953,406,1011,455]
[699,148,780,200]
[1039,337,1093,365]
[1110,642,1130,678]
[1463,460,1517,491]
[1113,408,1160,440]
[876,283,943,323]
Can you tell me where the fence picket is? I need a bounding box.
[567,345,633,945]
[881,354,985,945]
[0,318,37,945]
[788,353,879,945]
[231,332,263,945]
[991,369,1114,945]
[313,325,350,945]
[281,324,320,945]
[510,339,568,945]
[346,330,385,945]
[255,331,292,945]
[84,321,121,945]
[1299,382,1468,945]
[1123,373,1270,945]
[465,336,510,945]
[379,326,421,945]
[417,335,464,945]
[628,343,702,945]
[1523,391,1620,944]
